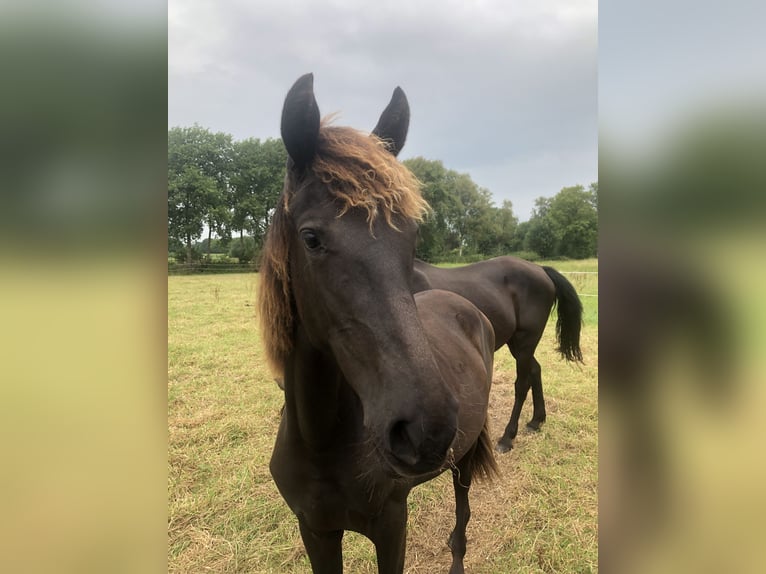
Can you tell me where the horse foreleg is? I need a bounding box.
[370,499,408,574]
[298,519,343,574]
[447,451,475,574]
[527,357,546,431]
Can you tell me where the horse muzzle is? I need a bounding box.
[383,412,458,477]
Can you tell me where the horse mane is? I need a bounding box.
[258,200,293,377]
[258,121,429,376]
[311,122,429,227]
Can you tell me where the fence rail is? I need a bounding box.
[168,263,258,275]
[558,270,598,298]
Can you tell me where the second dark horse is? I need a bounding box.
[412,257,584,452]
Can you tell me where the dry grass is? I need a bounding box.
[168,263,597,573]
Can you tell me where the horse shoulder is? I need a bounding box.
[415,290,495,362]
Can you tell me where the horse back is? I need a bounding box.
[414,257,555,346]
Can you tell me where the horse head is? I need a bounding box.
[262,73,459,477]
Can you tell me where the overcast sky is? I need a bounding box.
[169,0,597,221]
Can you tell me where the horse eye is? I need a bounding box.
[300,229,321,250]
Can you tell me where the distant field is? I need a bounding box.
[168,264,597,573]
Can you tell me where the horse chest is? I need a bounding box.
[270,435,400,533]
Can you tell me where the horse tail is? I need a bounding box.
[542,266,584,363]
[469,417,500,482]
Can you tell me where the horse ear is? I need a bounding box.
[281,73,320,170]
[372,87,409,157]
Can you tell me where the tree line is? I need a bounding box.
[168,126,597,264]
[403,158,597,261]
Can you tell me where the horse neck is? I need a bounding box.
[282,325,358,451]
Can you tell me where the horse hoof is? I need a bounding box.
[495,440,512,454]
[526,420,542,431]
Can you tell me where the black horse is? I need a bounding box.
[259,74,498,574]
[412,257,583,452]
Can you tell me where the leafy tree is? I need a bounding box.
[168,125,235,190]
[532,196,552,218]
[403,157,505,259]
[547,185,598,258]
[521,184,598,259]
[194,237,228,254]
[228,236,256,263]
[476,200,518,256]
[167,122,597,265]
[168,165,218,263]
[448,175,496,256]
[403,157,455,260]
[588,181,598,211]
[168,126,235,259]
[230,138,287,248]
[524,213,558,258]
[512,219,531,252]
[203,203,232,259]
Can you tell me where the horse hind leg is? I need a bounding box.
[496,344,532,453]
[447,447,476,574]
[526,357,546,431]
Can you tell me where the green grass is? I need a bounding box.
[168,271,598,572]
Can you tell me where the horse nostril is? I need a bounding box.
[388,419,421,467]
[386,414,458,474]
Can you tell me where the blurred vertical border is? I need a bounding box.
[0,2,167,572]
[600,1,766,572]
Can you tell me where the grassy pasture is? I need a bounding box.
[168,260,598,572]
